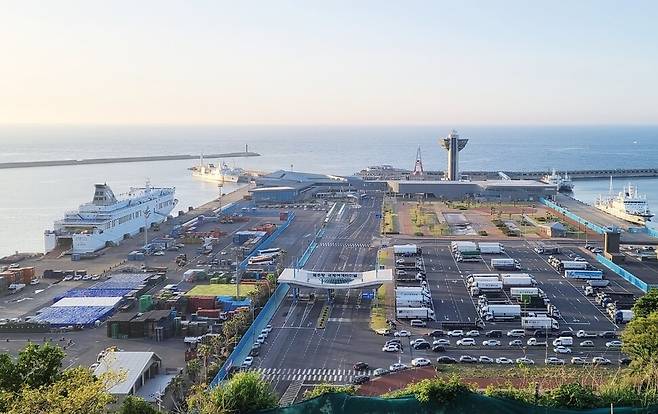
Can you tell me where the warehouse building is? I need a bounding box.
[386,179,557,201]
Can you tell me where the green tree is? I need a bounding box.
[632,289,658,319]
[543,383,598,409]
[187,371,277,414]
[0,353,18,393]
[303,383,356,400]
[622,311,658,368]
[117,396,161,414]
[15,342,65,389]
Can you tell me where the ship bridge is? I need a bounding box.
[278,268,393,289]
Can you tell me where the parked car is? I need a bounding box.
[485,330,502,338]
[389,363,408,372]
[352,375,370,385]
[571,357,587,365]
[428,329,445,337]
[482,340,500,347]
[394,330,411,337]
[496,357,514,364]
[507,329,525,337]
[447,330,464,337]
[509,339,523,347]
[459,355,478,364]
[465,330,480,337]
[606,340,623,348]
[382,344,400,352]
[413,342,431,350]
[432,339,450,346]
[579,340,595,347]
[545,357,565,365]
[599,331,617,339]
[373,368,389,376]
[411,357,432,367]
[516,357,535,365]
[353,362,369,371]
[479,356,494,364]
[554,346,572,354]
[436,356,458,364]
[432,345,446,353]
[619,357,632,366]
[592,357,611,365]
[576,330,596,338]
[456,338,476,346]
[241,357,254,368]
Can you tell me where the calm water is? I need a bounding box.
[1,125,657,256]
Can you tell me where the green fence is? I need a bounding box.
[260,392,658,414]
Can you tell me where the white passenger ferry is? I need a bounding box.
[541,169,574,192]
[44,182,177,254]
[595,180,653,225]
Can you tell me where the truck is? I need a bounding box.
[396,307,435,320]
[396,298,431,307]
[394,244,420,256]
[587,279,610,287]
[558,260,588,270]
[470,281,504,296]
[534,245,560,254]
[614,309,634,323]
[521,316,559,330]
[466,273,500,283]
[564,270,603,280]
[490,258,521,270]
[478,242,505,254]
[396,291,431,302]
[467,276,500,288]
[552,336,573,346]
[479,304,521,321]
[455,253,481,262]
[451,241,478,253]
[396,286,431,295]
[501,275,536,287]
[441,320,485,330]
[510,287,540,298]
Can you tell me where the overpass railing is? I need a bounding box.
[539,198,608,235]
[595,254,654,293]
[239,212,296,270]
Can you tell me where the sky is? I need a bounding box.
[1,0,657,125]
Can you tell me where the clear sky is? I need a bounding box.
[1,0,657,125]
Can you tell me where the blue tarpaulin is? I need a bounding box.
[33,306,115,327]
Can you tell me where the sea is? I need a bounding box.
[1,124,657,257]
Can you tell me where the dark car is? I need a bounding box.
[533,330,551,338]
[559,331,574,337]
[249,347,260,357]
[353,375,370,385]
[599,331,618,339]
[413,342,431,350]
[619,357,632,365]
[436,356,458,364]
[353,362,369,371]
[485,330,502,338]
[432,345,446,353]
[428,329,445,337]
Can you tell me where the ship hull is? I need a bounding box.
[192,171,241,183]
[595,204,651,226]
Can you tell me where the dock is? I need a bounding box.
[0,151,260,170]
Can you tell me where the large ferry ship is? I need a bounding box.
[191,156,248,183]
[44,182,177,254]
[595,180,653,225]
[540,169,574,192]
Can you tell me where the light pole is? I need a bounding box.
[143,207,151,268]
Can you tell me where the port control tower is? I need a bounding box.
[441,130,468,181]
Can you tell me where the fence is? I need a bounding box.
[596,254,655,292]
[647,227,658,239]
[239,212,296,270]
[539,198,609,234]
[210,282,290,388]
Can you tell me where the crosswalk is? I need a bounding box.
[252,367,368,384]
[318,242,370,248]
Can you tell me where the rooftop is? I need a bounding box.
[93,351,161,395]
[278,268,393,289]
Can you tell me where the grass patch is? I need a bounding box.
[185,284,256,297]
[370,284,389,331]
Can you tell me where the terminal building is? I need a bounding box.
[249,170,359,204]
[386,179,556,201]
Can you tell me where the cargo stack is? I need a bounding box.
[139,295,153,312]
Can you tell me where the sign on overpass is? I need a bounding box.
[278,268,393,289]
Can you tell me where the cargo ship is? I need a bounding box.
[44,182,177,254]
[541,169,574,192]
[191,155,248,183]
[595,180,653,225]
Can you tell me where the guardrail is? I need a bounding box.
[210,282,290,388]
[239,212,296,270]
[539,198,609,235]
[595,254,655,292]
[647,227,658,239]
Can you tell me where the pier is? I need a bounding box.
[465,168,658,181]
[0,151,260,170]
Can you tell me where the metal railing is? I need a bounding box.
[539,197,609,234]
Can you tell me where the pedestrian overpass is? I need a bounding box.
[278,268,393,289]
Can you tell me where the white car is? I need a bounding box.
[241,357,254,368]
[447,330,464,337]
[571,357,587,365]
[456,338,475,346]
[394,330,411,337]
[29,279,39,285]
[545,357,565,365]
[396,259,405,264]
[397,270,407,275]
[592,357,611,365]
[382,344,400,352]
[82,275,91,280]
[579,340,595,347]
[482,340,500,347]
[479,356,494,364]
[63,275,73,281]
[90,275,101,281]
[256,334,267,344]
[509,339,523,347]
[554,346,572,354]
[465,330,480,337]
[73,275,82,281]
[262,324,273,334]
[410,338,427,346]
[516,357,535,365]
[411,357,431,367]
[496,357,514,364]
[576,330,596,338]
[154,251,165,256]
[606,340,623,348]
[506,329,525,337]
[459,355,478,363]
[433,339,450,346]
[389,363,408,372]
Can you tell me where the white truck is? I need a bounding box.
[510,287,540,298]
[587,279,610,287]
[451,241,478,252]
[552,336,573,346]
[501,275,536,287]
[559,260,588,270]
[480,304,521,321]
[466,273,500,284]
[564,270,603,280]
[396,291,431,302]
[396,286,430,294]
[396,297,431,307]
[469,280,504,296]
[478,242,505,254]
[394,244,420,256]
[521,316,559,330]
[491,258,521,270]
[467,276,500,287]
[614,309,634,323]
[396,307,435,320]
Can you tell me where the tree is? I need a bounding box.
[544,383,598,409]
[15,342,65,389]
[632,289,658,319]
[0,353,18,393]
[303,383,356,400]
[622,310,658,377]
[187,371,277,414]
[117,396,161,414]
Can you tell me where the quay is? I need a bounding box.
[467,168,658,180]
[0,151,260,170]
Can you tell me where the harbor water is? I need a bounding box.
[1,124,657,257]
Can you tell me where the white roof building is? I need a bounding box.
[93,351,164,397]
[278,268,393,289]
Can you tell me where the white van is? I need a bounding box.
[410,319,427,327]
[552,336,574,347]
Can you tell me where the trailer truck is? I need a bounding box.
[478,242,505,254]
[467,276,500,287]
[587,279,610,287]
[393,244,421,256]
[491,258,521,270]
[558,261,589,270]
[564,270,603,280]
[510,287,540,298]
[396,307,435,320]
[521,316,559,330]
[466,274,500,284]
[501,275,536,287]
[396,298,431,307]
[470,280,504,296]
[480,304,521,321]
